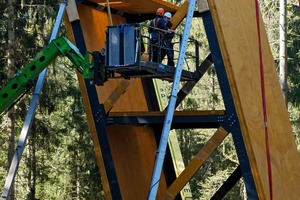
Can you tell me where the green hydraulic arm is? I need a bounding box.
[0,36,105,115]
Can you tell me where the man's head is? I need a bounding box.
[163,12,172,23]
[156,8,164,17]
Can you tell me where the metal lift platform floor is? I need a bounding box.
[108,60,200,82]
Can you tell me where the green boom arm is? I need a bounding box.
[0,36,104,115]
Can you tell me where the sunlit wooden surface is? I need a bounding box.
[209,0,300,199]
[64,2,174,199]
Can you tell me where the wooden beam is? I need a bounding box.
[198,0,209,14]
[66,0,80,22]
[171,1,189,29]
[165,126,229,199]
[103,79,135,113]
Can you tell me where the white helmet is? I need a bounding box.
[164,12,172,19]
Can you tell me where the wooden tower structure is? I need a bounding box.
[64,0,300,199]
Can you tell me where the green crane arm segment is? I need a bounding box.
[0,36,105,115]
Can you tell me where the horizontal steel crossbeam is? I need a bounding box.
[107,110,228,129]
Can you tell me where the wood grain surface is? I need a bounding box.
[65,3,170,199]
[208,0,300,199]
[89,0,179,14]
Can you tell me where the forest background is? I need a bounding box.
[0,0,299,199]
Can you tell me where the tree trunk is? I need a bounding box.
[7,0,16,199]
[279,0,287,106]
[27,124,37,200]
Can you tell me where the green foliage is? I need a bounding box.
[0,1,103,199]
[0,2,8,86]
[284,0,300,153]
[288,104,300,153]
[286,3,300,105]
[10,58,104,199]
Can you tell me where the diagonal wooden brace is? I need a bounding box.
[165,126,229,199]
[103,79,135,113]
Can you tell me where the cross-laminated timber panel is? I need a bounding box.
[207,0,300,199]
[88,0,179,14]
[64,3,171,200]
